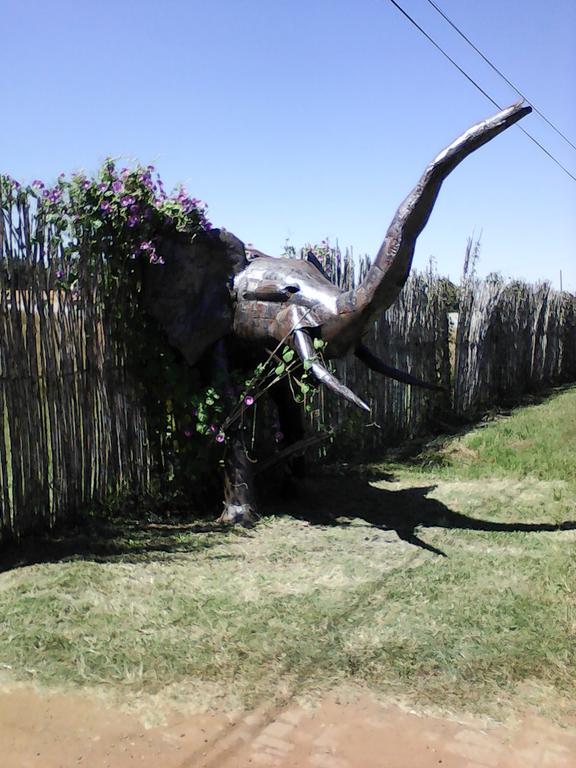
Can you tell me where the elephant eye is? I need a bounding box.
[241,282,300,302]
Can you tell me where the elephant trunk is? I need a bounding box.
[330,102,531,350]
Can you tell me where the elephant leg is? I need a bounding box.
[270,377,307,487]
[219,430,257,525]
[210,340,257,526]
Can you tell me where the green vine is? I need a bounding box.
[1,165,329,501]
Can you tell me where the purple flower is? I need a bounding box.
[274,431,284,443]
[183,429,192,438]
[98,182,108,192]
[138,239,164,264]
[100,201,112,213]
[209,424,217,433]
[121,195,135,207]
[127,215,139,228]
[216,433,225,443]
[244,395,255,407]
[32,179,45,189]
[82,180,91,189]
[112,180,123,194]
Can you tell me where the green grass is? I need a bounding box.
[0,386,575,719]
[399,386,576,482]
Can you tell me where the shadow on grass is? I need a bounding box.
[0,513,237,573]
[3,467,576,572]
[271,472,576,558]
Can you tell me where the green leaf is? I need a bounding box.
[275,362,286,376]
[313,337,325,350]
[282,349,295,363]
[303,359,313,371]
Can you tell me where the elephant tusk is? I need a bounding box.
[355,343,446,392]
[293,329,371,412]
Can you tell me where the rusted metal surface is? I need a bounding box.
[156,104,532,384]
[142,103,533,523]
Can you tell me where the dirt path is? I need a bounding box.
[1,685,575,768]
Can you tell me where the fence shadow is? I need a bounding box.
[271,472,576,558]
[0,514,233,573]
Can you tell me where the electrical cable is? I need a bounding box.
[424,0,576,153]
[384,0,576,183]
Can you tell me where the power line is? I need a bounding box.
[517,126,576,183]
[424,0,576,153]
[383,0,576,183]
[385,0,500,109]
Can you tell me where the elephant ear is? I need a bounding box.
[143,228,248,366]
[305,250,331,281]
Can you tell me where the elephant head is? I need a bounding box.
[145,101,531,412]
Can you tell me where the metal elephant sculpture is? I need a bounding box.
[143,101,531,524]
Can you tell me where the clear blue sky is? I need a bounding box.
[2,0,575,289]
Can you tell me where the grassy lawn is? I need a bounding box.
[0,386,574,719]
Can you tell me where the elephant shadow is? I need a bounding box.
[268,471,576,557]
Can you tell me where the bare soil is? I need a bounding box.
[1,684,575,768]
